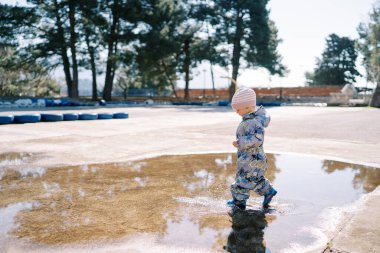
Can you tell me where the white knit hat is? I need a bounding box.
[231,87,256,110]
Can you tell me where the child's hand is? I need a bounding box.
[232,141,238,148]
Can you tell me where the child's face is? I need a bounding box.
[236,107,254,116]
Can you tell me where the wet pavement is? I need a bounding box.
[0,152,379,253]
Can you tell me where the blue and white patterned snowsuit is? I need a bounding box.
[231,106,273,202]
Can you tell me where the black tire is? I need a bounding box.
[98,113,114,119]
[41,113,64,122]
[13,114,41,124]
[113,112,129,119]
[0,115,14,125]
[78,113,98,120]
[63,113,79,121]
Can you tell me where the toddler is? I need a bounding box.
[227,87,277,210]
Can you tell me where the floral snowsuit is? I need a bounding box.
[231,106,273,203]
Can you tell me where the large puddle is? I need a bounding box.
[0,152,379,253]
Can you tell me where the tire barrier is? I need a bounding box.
[256,102,282,107]
[172,102,203,106]
[78,113,98,120]
[98,113,114,119]
[113,112,129,119]
[1,112,128,125]
[63,113,79,121]
[218,100,229,106]
[13,114,41,124]
[41,113,64,122]
[0,115,14,125]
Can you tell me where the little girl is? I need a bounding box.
[227,87,277,210]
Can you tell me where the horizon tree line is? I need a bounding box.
[0,0,285,101]
[0,0,379,107]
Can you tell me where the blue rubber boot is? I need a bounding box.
[263,188,277,208]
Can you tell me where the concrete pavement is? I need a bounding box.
[1,105,379,252]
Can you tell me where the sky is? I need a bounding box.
[1,0,377,89]
[205,0,376,89]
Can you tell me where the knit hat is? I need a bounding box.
[231,87,256,110]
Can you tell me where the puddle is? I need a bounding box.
[0,153,379,253]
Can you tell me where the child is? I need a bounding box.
[227,87,277,210]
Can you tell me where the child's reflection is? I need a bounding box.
[224,209,270,253]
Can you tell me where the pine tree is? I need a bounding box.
[358,2,380,107]
[210,0,286,101]
[306,34,360,86]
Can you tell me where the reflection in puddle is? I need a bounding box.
[0,153,45,180]
[0,152,34,167]
[0,202,37,235]
[161,212,230,250]
[224,209,268,253]
[0,153,379,253]
[215,155,232,170]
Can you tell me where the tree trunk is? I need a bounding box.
[210,63,216,97]
[183,38,191,100]
[206,23,216,98]
[103,1,119,101]
[110,26,120,92]
[370,82,380,107]
[84,30,98,101]
[90,51,98,101]
[230,9,243,101]
[53,0,72,97]
[161,60,177,98]
[69,0,79,98]
[123,87,128,100]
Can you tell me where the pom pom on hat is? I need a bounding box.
[231,87,256,110]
